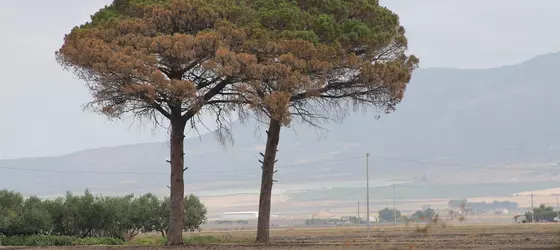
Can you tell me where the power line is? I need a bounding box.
[0,155,365,176]
[0,166,168,175]
[193,155,365,174]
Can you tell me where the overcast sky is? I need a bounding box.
[0,0,559,159]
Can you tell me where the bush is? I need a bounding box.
[0,235,75,246]
[128,236,222,246]
[0,235,124,246]
[73,237,125,245]
[183,235,223,245]
[128,236,168,246]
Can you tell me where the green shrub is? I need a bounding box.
[0,235,124,246]
[183,235,223,245]
[0,235,75,246]
[128,235,223,246]
[128,234,252,246]
[73,237,124,245]
[128,236,167,246]
[0,190,207,239]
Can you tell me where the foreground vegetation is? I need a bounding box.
[0,189,207,241]
[0,235,124,246]
[1,217,559,248]
[0,235,231,247]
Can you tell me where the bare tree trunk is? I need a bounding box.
[167,119,186,245]
[256,119,282,243]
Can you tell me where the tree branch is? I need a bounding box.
[290,78,359,102]
[152,103,172,119]
[181,77,233,121]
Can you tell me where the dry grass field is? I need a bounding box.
[198,224,560,249]
[4,223,558,250]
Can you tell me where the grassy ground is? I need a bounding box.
[2,223,559,249]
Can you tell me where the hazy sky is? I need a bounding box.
[0,0,559,159]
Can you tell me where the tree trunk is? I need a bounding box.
[256,119,282,243]
[167,119,187,245]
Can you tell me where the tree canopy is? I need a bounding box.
[57,0,417,127]
[410,208,435,222]
[219,0,418,126]
[378,207,402,222]
[524,204,558,222]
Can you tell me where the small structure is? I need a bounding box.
[495,209,509,215]
[513,214,528,223]
[368,216,380,223]
[311,210,336,219]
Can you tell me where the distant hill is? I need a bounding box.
[1,53,560,198]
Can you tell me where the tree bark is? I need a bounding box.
[256,119,282,243]
[167,118,187,245]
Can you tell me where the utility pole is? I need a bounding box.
[366,153,371,238]
[556,195,560,220]
[358,201,361,227]
[392,183,397,225]
[530,193,535,223]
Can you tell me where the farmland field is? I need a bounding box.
[4,224,558,250]
[287,182,560,202]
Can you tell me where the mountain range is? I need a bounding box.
[1,52,559,201]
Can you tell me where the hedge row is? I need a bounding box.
[0,235,124,246]
[0,189,207,239]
